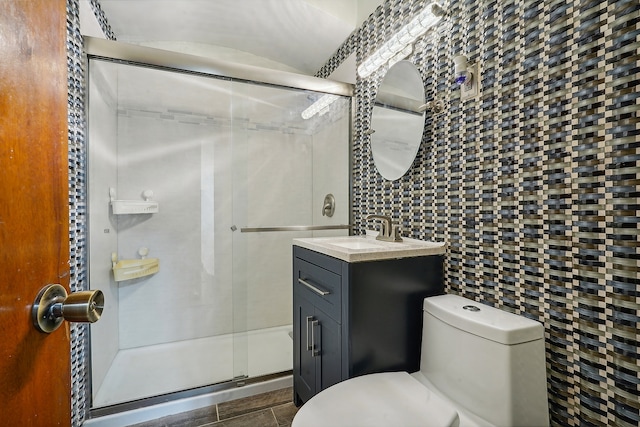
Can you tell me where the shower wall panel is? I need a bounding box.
[312,113,350,232]
[115,113,234,349]
[236,126,312,331]
[88,60,119,396]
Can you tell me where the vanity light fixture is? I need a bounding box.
[357,2,445,78]
[301,94,340,119]
[388,45,414,70]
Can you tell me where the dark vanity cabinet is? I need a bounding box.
[292,245,444,406]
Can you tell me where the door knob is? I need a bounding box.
[32,284,104,333]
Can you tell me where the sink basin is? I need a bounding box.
[330,240,387,250]
[293,235,445,263]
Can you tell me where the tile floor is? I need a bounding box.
[129,387,298,427]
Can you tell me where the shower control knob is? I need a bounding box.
[32,284,104,333]
[322,194,335,217]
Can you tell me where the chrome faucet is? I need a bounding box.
[366,214,403,242]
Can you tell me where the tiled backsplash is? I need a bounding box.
[319,0,639,425]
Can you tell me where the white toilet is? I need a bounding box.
[292,294,550,427]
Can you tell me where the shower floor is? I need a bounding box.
[93,325,293,408]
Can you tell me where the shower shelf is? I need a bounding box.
[111,200,159,215]
[112,257,160,282]
[109,187,159,214]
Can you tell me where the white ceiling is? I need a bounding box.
[96,0,381,81]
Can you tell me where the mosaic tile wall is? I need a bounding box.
[68,1,116,423]
[88,0,116,40]
[319,0,640,425]
[66,0,116,424]
[66,1,89,425]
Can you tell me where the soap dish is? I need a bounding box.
[112,249,159,282]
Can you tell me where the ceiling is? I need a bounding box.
[95,0,381,82]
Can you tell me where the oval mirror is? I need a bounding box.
[370,60,426,181]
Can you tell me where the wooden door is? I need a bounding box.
[0,0,71,425]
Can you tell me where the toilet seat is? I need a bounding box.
[292,372,459,427]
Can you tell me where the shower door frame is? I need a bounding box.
[84,36,354,416]
[85,37,353,97]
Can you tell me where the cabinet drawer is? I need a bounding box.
[295,258,342,322]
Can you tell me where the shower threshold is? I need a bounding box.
[91,325,293,410]
[88,371,292,422]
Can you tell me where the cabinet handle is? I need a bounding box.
[311,319,320,357]
[306,316,313,351]
[298,278,330,296]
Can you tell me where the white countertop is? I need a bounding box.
[293,235,446,263]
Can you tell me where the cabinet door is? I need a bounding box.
[294,296,316,404]
[314,308,342,392]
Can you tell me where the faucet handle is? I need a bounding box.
[391,224,403,242]
[378,220,388,237]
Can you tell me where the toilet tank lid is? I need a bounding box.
[424,295,544,345]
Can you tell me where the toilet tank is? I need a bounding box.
[421,295,549,427]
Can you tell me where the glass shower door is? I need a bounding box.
[88,59,242,407]
[87,54,350,409]
[229,80,351,382]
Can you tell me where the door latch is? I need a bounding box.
[32,284,104,333]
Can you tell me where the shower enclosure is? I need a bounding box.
[86,39,351,409]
